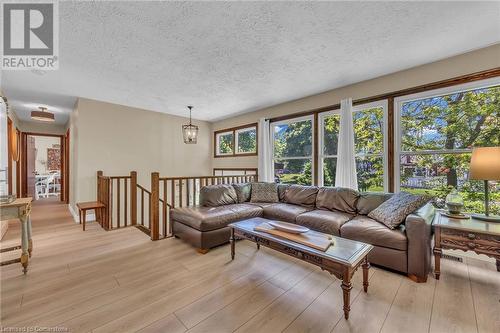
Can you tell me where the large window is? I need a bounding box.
[214,123,257,157]
[318,101,386,190]
[396,79,500,214]
[352,101,387,191]
[272,116,313,185]
[319,111,340,186]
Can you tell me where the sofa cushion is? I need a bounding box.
[232,183,252,203]
[316,187,359,214]
[228,203,263,220]
[172,205,239,231]
[368,192,430,229]
[250,182,279,203]
[172,204,263,232]
[284,185,319,207]
[200,184,237,207]
[356,192,393,215]
[340,215,407,251]
[296,209,354,236]
[263,203,313,223]
[248,202,276,209]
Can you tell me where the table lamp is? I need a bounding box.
[469,147,500,222]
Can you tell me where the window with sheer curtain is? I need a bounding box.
[318,101,386,190]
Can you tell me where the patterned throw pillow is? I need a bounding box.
[232,183,252,203]
[368,192,429,229]
[250,182,279,203]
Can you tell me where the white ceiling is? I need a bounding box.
[2,1,499,124]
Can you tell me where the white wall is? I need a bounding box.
[212,44,500,170]
[69,98,213,211]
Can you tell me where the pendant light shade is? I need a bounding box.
[182,106,199,144]
[31,106,55,122]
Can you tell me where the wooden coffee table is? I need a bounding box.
[229,217,373,319]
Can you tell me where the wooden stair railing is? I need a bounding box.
[149,172,258,240]
[97,171,257,241]
[97,171,137,230]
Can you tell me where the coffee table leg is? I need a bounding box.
[230,228,235,260]
[362,257,370,292]
[341,273,352,320]
[256,243,260,250]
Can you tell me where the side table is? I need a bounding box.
[0,197,33,274]
[433,213,500,279]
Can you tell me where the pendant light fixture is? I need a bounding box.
[31,106,55,122]
[182,105,199,144]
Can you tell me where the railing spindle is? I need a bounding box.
[117,178,121,228]
[124,178,128,226]
[130,171,137,226]
[163,180,167,236]
[179,179,183,207]
[141,189,144,225]
[171,180,175,208]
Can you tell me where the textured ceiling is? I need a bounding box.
[2,1,500,124]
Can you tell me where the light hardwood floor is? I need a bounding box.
[1,200,499,333]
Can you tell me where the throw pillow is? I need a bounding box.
[368,192,429,229]
[250,182,279,203]
[232,183,252,203]
[200,184,238,207]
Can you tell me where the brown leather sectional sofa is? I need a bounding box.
[172,184,435,282]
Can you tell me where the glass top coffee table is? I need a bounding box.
[229,217,374,319]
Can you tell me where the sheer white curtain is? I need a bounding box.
[335,98,358,190]
[258,118,273,182]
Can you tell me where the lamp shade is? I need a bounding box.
[469,147,500,181]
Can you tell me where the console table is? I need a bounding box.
[0,197,33,274]
[433,213,500,279]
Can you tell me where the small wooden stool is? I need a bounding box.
[76,201,105,231]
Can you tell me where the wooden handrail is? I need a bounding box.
[160,175,257,181]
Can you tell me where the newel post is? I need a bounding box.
[150,172,160,240]
[130,171,137,226]
[96,171,103,224]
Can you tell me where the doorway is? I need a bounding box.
[21,132,68,203]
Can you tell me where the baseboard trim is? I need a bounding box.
[68,204,96,224]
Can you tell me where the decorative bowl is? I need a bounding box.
[268,221,310,234]
[446,202,464,215]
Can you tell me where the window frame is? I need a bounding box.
[213,123,258,158]
[352,100,389,192]
[318,109,340,187]
[214,130,234,157]
[394,76,500,192]
[317,100,388,190]
[234,126,258,155]
[271,115,315,185]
